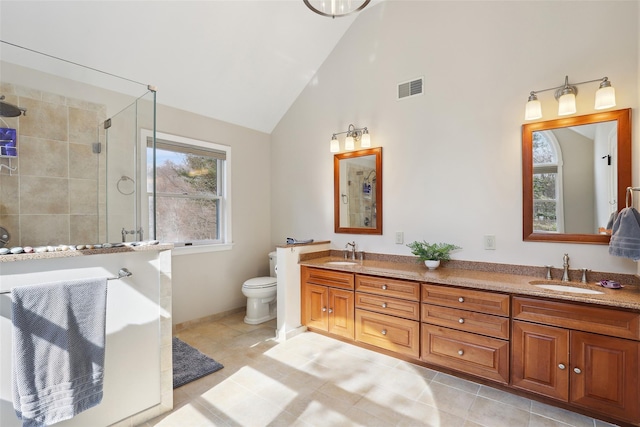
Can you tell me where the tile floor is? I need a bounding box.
[143,312,618,427]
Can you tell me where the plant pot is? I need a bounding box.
[424,260,440,270]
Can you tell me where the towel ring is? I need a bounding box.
[116,175,135,196]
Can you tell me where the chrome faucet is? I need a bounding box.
[562,253,570,282]
[345,241,356,260]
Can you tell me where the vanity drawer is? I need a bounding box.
[421,324,509,384]
[513,296,640,340]
[422,284,510,316]
[302,266,354,290]
[356,275,420,301]
[355,309,420,358]
[421,304,510,339]
[356,292,420,320]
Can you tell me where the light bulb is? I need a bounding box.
[524,93,542,120]
[595,85,616,110]
[330,136,339,153]
[361,131,371,148]
[345,135,355,150]
[558,93,576,116]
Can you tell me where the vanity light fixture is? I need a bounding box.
[524,75,616,121]
[329,124,370,153]
[303,0,371,18]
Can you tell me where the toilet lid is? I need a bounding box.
[243,277,277,289]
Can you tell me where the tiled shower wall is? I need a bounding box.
[0,82,107,247]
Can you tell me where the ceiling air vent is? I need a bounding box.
[397,77,423,100]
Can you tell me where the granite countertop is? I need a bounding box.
[0,243,174,263]
[300,256,640,311]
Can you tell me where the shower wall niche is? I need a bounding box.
[0,82,156,247]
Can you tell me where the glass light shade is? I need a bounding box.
[360,132,371,148]
[557,93,576,116]
[345,135,355,150]
[303,0,371,18]
[330,137,339,153]
[524,99,542,120]
[595,86,616,110]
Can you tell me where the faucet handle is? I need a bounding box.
[581,268,588,283]
[545,265,552,280]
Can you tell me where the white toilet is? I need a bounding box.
[241,251,277,325]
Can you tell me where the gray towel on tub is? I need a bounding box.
[609,207,640,260]
[11,277,108,426]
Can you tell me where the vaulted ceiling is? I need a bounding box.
[0,1,375,133]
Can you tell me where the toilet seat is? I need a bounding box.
[243,277,276,289]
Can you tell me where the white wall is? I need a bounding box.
[271,1,640,274]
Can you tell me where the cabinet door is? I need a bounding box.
[570,331,639,422]
[511,321,569,401]
[328,288,355,339]
[302,283,328,331]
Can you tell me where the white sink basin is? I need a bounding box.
[530,282,604,295]
[325,261,358,266]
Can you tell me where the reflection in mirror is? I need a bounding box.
[334,148,382,234]
[523,109,631,244]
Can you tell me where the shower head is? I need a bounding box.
[0,95,26,117]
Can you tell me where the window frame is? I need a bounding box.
[532,130,564,233]
[141,129,232,252]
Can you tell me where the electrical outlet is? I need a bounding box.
[395,231,404,244]
[484,235,496,250]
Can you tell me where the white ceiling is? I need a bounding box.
[0,1,374,133]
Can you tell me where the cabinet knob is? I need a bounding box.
[458,350,464,356]
[328,308,333,314]
[381,329,387,335]
[458,318,465,324]
[382,285,388,290]
[322,307,327,312]
[573,367,582,374]
[458,297,464,303]
[381,303,387,308]
[558,364,566,370]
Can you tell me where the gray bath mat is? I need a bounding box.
[172,337,224,388]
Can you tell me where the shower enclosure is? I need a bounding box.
[0,43,156,248]
[103,91,156,243]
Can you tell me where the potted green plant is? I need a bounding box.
[406,241,461,270]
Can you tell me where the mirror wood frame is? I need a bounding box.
[334,147,383,235]
[522,108,632,244]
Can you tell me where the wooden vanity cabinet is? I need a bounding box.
[354,275,420,358]
[421,284,510,384]
[512,297,640,423]
[301,266,355,339]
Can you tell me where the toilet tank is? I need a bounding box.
[269,251,277,277]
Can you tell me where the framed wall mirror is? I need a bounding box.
[334,147,382,234]
[522,108,631,244]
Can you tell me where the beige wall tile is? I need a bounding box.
[13,86,41,100]
[18,97,68,141]
[20,176,69,214]
[69,142,98,180]
[0,174,19,215]
[69,214,99,243]
[41,92,66,106]
[0,215,20,246]
[0,82,16,94]
[20,214,69,246]
[69,178,97,214]
[19,136,68,177]
[69,107,100,144]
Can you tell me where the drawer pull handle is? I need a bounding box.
[458,318,465,324]
[328,308,333,314]
[458,297,465,303]
[558,364,566,370]
[322,307,327,312]
[381,329,387,336]
[381,285,388,290]
[573,367,582,374]
[458,350,464,356]
[381,303,387,308]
